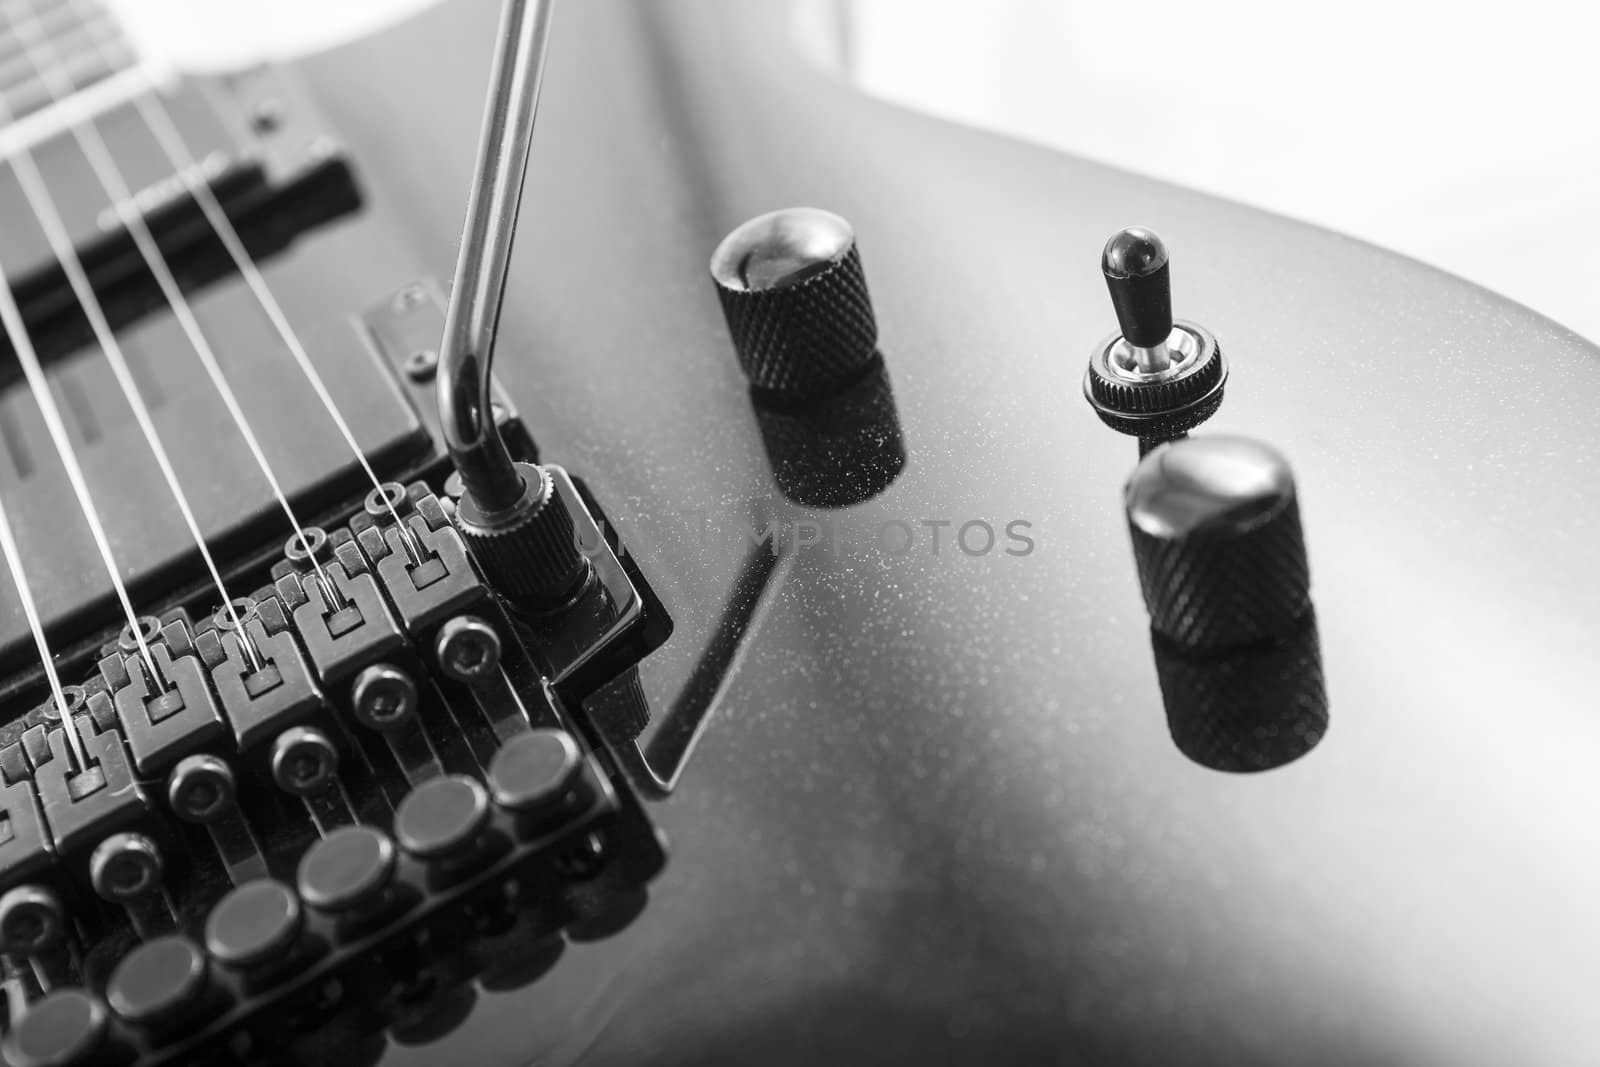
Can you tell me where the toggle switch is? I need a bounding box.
[1085,227,1227,446]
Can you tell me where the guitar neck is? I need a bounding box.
[0,0,157,156]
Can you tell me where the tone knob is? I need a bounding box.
[1125,435,1311,653]
[1085,227,1226,442]
[710,207,878,402]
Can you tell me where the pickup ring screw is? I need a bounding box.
[250,98,283,135]
[405,348,439,383]
[392,284,428,312]
[436,615,502,684]
[352,664,418,731]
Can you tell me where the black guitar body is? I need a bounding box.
[1,1,1594,1064]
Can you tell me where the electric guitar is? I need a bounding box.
[0,1,1593,1065]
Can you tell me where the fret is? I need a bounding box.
[0,0,78,65]
[0,0,134,121]
[0,0,82,39]
[0,0,163,162]
[1,36,132,120]
[0,22,123,107]
[0,9,120,89]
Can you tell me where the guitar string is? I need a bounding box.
[0,194,158,750]
[60,0,422,571]
[9,1,340,635]
[0,19,258,672]
[0,1,196,773]
[1,0,423,605]
[0,488,85,770]
[113,54,427,566]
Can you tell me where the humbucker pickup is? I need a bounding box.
[0,66,361,377]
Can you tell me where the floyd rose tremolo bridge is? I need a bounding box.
[0,1,675,1063]
[0,462,669,1066]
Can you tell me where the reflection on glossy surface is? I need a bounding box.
[301,0,1600,1063]
[752,355,906,508]
[610,541,791,798]
[1153,614,1328,772]
[389,982,478,1048]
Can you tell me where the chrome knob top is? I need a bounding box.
[710,207,878,401]
[711,207,856,293]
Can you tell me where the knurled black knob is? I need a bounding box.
[1125,435,1311,653]
[1085,227,1226,439]
[454,461,591,611]
[710,207,878,402]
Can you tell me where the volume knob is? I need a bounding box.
[1125,435,1311,653]
[710,207,878,401]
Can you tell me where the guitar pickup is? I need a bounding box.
[0,66,360,378]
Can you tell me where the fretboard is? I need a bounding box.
[0,0,137,126]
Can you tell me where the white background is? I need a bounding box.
[838,0,1600,341]
[117,0,1600,341]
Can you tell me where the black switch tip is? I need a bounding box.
[1102,227,1173,349]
